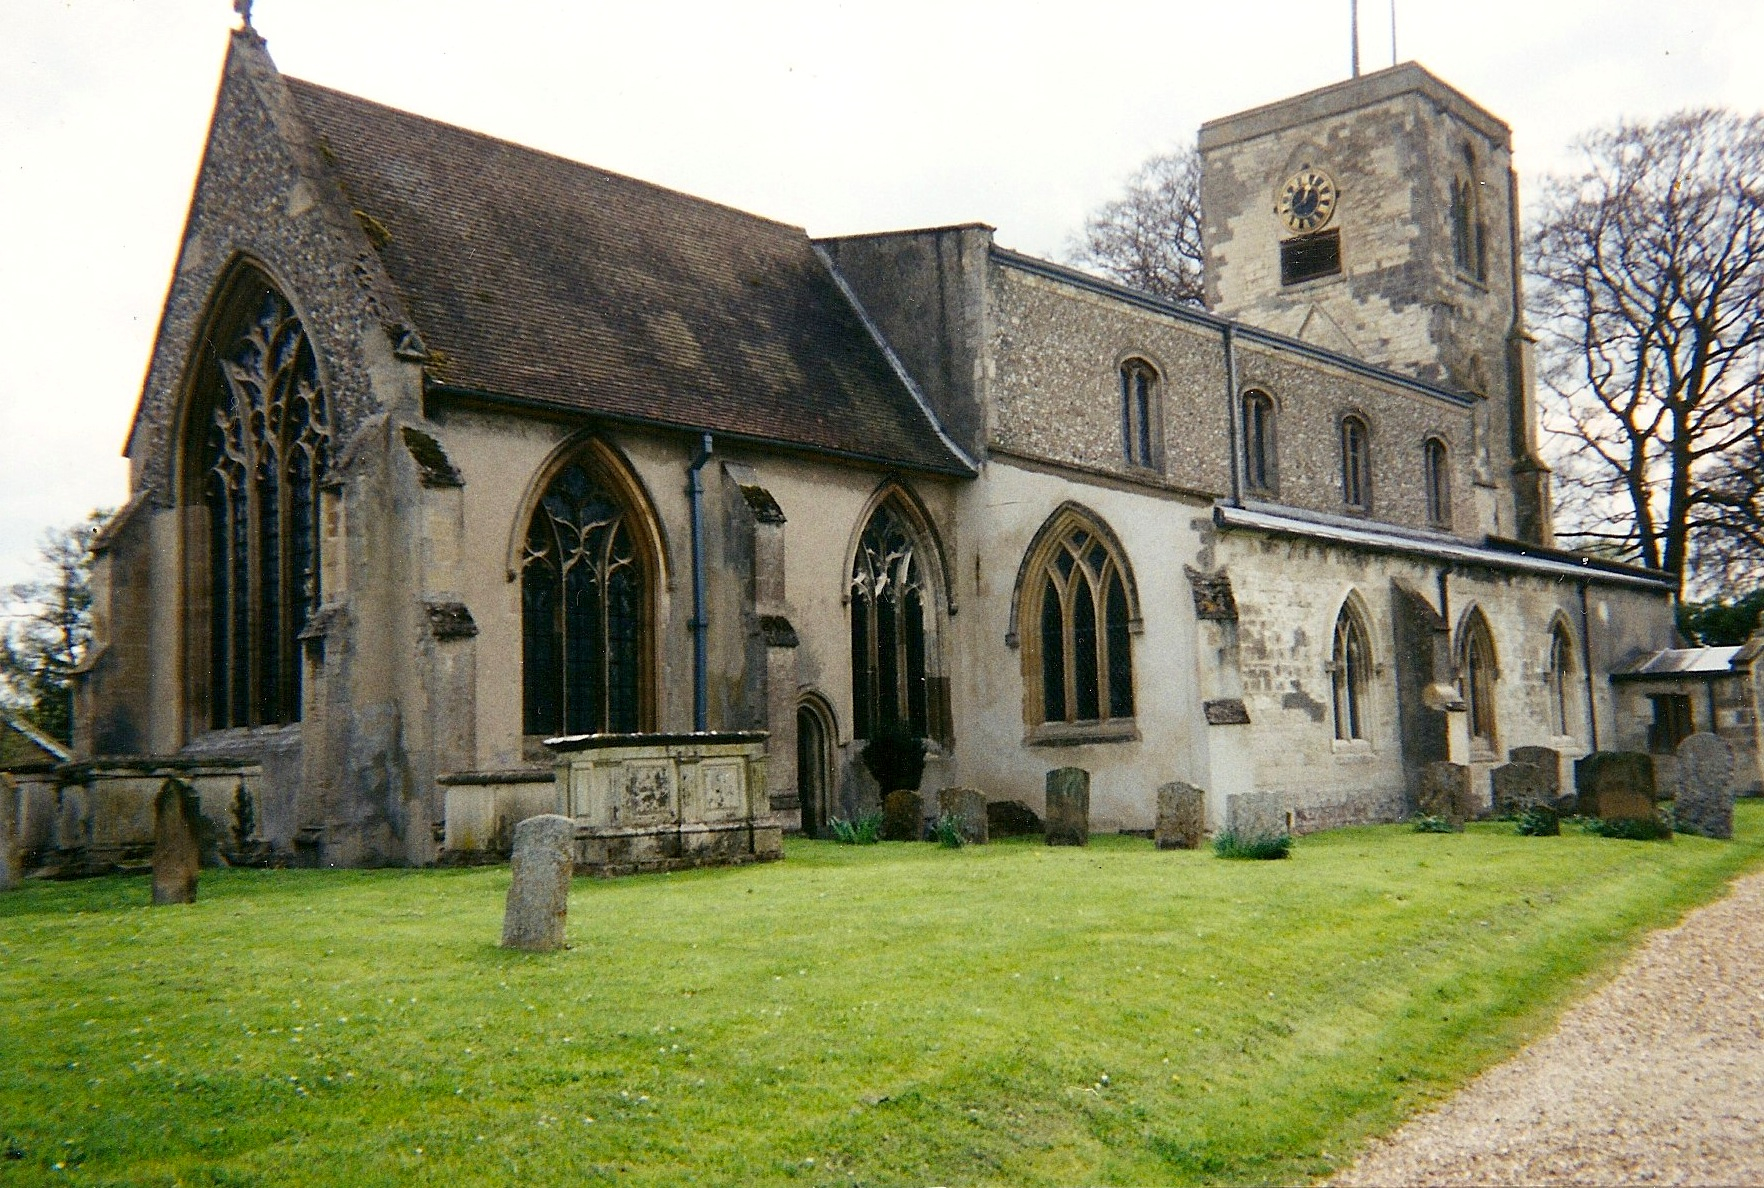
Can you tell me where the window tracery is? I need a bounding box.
[201,283,331,729]
[850,501,931,740]
[1329,599,1372,742]
[1022,513,1134,729]
[1458,608,1498,751]
[1450,144,1487,282]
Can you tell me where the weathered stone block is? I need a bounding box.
[1673,733,1735,840]
[1418,761,1473,823]
[1155,782,1206,850]
[151,779,202,906]
[987,799,1042,837]
[1507,746,1563,804]
[1044,768,1089,847]
[1491,762,1550,815]
[501,814,574,951]
[1575,752,1656,819]
[881,790,923,841]
[1226,791,1285,840]
[937,788,988,844]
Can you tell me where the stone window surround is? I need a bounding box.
[1340,411,1374,513]
[1115,353,1165,474]
[1242,387,1279,496]
[1423,435,1452,529]
[1456,605,1500,758]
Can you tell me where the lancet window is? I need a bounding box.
[1341,414,1372,511]
[1423,437,1451,528]
[521,458,648,736]
[1120,359,1160,470]
[850,502,932,740]
[1243,389,1277,494]
[201,283,332,729]
[1548,622,1576,738]
[1459,609,1499,751]
[1330,600,1372,742]
[1450,144,1487,282]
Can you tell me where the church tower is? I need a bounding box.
[1198,63,1551,545]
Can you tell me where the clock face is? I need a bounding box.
[1277,168,1338,234]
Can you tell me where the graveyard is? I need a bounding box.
[3,804,1762,1186]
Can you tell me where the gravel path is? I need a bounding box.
[1331,869,1764,1186]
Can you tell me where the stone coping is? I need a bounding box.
[543,731,768,753]
[54,757,262,778]
[437,768,556,785]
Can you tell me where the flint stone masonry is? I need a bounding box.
[1045,768,1090,846]
[1576,752,1657,820]
[1418,761,1474,823]
[937,788,988,844]
[1491,762,1551,815]
[882,790,923,842]
[1508,746,1564,806]
[1673,733,1735,841]
[1156,782,1207,850]
[151,779,203,906]
[1227,790,1286,839]
[501,814,574,951]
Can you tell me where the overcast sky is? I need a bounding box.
[3,0,1762,595]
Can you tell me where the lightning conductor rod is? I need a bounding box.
[1350,0,1361,77]
[1390,0,1398,65]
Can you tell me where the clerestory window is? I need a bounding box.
[1119,359,1160,470]
[1243,389,1278,494]
[1423,437,1451,528]
[1341,414,1373,511]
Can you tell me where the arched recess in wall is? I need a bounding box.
[1241,387,1279,495]
[795,691,837,838]
[509,434,666,737]
[845,482,952,743]
[175,256,334,737]
[1010,503,1143,738]
[1328,591,1375,743]
[1546,612,1579,739]
[1456,605,1500,753]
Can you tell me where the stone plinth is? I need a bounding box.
[1492,762,1551,815]
[151,779,202,905]
[1674,733,1735,840]
[882,790,923,841]
[1419,761,1474,823]
[1045,768,1089,846]
[501,814,574,951]
[937,788,988,844]
[1575,752,1657,820]
[548,732,778,876]
[1156,782,1206,850]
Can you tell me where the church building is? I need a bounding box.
[52,27,1684,869]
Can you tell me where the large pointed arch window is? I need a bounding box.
[197,279,332,729]
[850,501,935,740]
[1330,599,1372,742]
[1020,510,1137,733]
[521,456,650,736]
[1458,609,1499,751]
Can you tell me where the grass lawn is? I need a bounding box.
[4,805,1763,1187]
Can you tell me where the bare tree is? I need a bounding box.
[1067,145,1206,306]
[1,510,108,744]
[1531,109,1764,592]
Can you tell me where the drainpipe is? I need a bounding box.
[688,432,714,733]
[1578,580,1599,750]
[1224,323,1244,506]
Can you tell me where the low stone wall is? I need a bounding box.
[436,770,557,862]
[548,732,780,876]
[21,759,262,875]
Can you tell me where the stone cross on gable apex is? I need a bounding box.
[235,0,253,28]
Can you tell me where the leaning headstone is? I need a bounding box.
[1226,791,1285,840]
[987,800,1042,837]
[1044,768,1089,847]
[1508,746,1564,806]
[937,788,988,844]
[881,790,923,841]
[1418,761,1473,823]
[1673,732,1736,840]
[1156,782,1207,850]
[1,775,20,891]
[151,779,203,906]
[1575,752,1656,820]
[1491,762,1551,815]
[501,814,575,952]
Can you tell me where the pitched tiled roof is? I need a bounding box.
[285,80,970,475]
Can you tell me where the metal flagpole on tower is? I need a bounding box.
[1350,0,1362,77]
[1390,0,1399,65]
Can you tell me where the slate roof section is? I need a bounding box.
[284,79,971,476]
[1612,647,1745,680]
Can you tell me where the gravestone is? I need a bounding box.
[937,788,988,844]
[151,779,203,906]
[881,790,923,841]
[1155,782,1206,850]
[1575,752,1656,820]
[501,814,575,952]
[1418,761,1473,823]
[1,776,19,891]
[1044,768,1089,846]
[1491,762,1551,815]
[1673,732,1735,840]
[1508,746,1564,806]
[987,800,1042,837]
[1226,791,1285,840]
